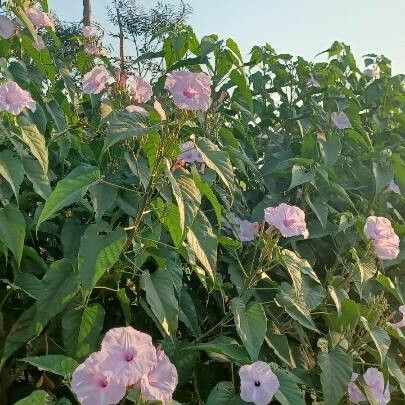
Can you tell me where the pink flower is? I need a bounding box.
[126,105,148,116]
[71,351,126,405]
[127,76,153,103]
[264,203,309,239]
[306,74,320,88]
[347,373,367,404]
[239,362,280,405]
[83,25,102,38]
[26,7,54,29]
[82,66,111,94]
[224,213,259,242]
[364,216,400,260]
[140,350,178,404]
[100,326,157,386]
[154,100,166,121]
[388,305,405,329]
[363,64,380,79]
[84,44,107,56]
[363,368,390,405]
[385,180,401,194]
[180,141,203,164]
[33,36,45,51]
[0,15,16,39]
[165,70,212,111]
[331,111,351,129]
[239,220,260,242]
[0,81,36,115]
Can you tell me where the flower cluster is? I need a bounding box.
[331,111,351,129]
[82,25,107,56]
[239,362,280,405]
[26,6,54,30]
[364,216,400,260]
[71,326,178,405]
[348,368,390,404]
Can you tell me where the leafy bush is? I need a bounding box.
[0,1,404,404]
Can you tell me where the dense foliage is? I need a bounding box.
[0,1,404,404]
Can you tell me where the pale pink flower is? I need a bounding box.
[331,111,351,129]
[224,214,259,242]
[154,99,166,121]
[0,15,16,39]
[83,25,102,38]
[239,362,280,405]
[82,66,111,94]
[140,350,178,404]
[84,44,107,57]
[71,351,126,405]
[363,64,380,79]
[364,216,397,240]
[373,236,400,260]
[388,305,405,329]
[364,216,400,260]
[165,70,212,111]
[127,76,153,103]
[306,73,320,88]
[239,220,260,242]
[180,141,203,164]
[363,368,390,405]
[348,372,367,404]
[264,203,309,239]
[101,326,157,386]
[385,180,401,194]
[0,81,36,115]
[126,105,148,116]
[33,36,45,51]
[26,7,54,29]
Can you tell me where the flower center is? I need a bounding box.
[283,218,295,227]
[254,380,261,387]
[125,351,135,362]
[98,376,108,388]
[183,87,197,99]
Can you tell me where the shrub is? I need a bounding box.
[0,1,404,404]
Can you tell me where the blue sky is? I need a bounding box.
[49,0,405,73]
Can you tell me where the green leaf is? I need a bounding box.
[0,150,24,203]
[192,336,250,364]
[36,259,79,322]
[46,99,66,131]
[1,305,44,366]
[62,303,105,360]
[14,390,52,405]
[206,382,245,405]
[231,298,267,361]
[317,132,341,167]
[179,289,200,337]
[89,182,118,220]
[21,355,78,377]
[266,333,294,367]
[101,111,156,156]
[18,117,49,173]
[0,204,25,265]
[186,210,217,280]
[78,225,126,295]
[275,283,319,332]
[196,138,234,195]
[387,356,405,395]
[281,249,320,284]
[361,317,390,363]
[274,367,305,405]
[22,157,51,199]
[165,163,201,237]
[226,38,243,62]
[141,269,179,337]
[14,273,42,300]
[373,161,392,195]
[318,348,353,405]
[37,165,101,230]
[288,164,315,190]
